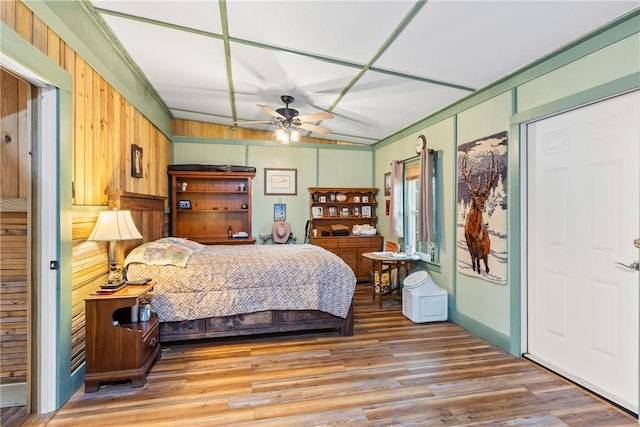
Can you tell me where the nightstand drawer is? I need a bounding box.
[141,318,160,364]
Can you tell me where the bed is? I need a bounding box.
[107,191,356,343]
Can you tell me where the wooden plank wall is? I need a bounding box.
[172,118,352,145]
[0,212,29,385]
[0,68,31,386]
[1,0,171,376]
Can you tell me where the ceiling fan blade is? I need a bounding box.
[258,104,285,119]
[296,111,333,122]
[298,122,331,134]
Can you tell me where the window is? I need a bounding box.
[405,158,438,263]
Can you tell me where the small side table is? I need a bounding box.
[84,283,160,392]
[361,252,420,308]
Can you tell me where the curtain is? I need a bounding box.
[389,160,404,237]
[417,149,434,242]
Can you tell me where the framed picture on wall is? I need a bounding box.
[274,203,286,221]
[264,168,297,195]
[131,144,143,178]
[384,172,391,196]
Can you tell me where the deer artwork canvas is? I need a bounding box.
[456,131,508,285]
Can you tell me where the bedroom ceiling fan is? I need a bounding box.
[236,95,333,144]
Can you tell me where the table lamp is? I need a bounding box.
[88,209,142,286]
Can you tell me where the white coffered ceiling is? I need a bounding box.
[89,1,638,145]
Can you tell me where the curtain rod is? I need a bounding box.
[398,148,437,164]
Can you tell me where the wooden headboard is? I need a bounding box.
[107,190,167,263]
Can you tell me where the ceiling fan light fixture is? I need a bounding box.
[275,126,288,144]
[290,128,300,143]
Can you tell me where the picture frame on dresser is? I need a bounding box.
[362,205,372,218]
[312,206,323,218]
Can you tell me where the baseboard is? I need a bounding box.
[0,382,27,408]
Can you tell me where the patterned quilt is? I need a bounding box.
[125,239,357,322]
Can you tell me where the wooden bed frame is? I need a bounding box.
[107,190,355,342]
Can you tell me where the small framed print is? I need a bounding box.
[362,205,372,218]
[178,200,192,210]
[319,195,327,203]
[312,206,323,218]
[353,206,361,217]
[362,195,369,203]
[131,144,143,178]
[353,196,361,203]
[329,193,336,202]
[274,203,286,221]
[384,172,391,196]
[328,206,337,217]
[341,207,349,217]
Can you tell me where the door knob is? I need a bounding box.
[615,260,639,271]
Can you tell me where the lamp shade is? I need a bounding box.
[88,210,143,242]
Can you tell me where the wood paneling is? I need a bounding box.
[1,67,30,391]
[0,212,28,385]
[1,69,30,199]
[70,213,107,373]
[172,118,352,145]
[2,1,172,206]
[35,286,637,426]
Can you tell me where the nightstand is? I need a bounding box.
[84,283,160,392]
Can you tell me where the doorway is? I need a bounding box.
[1,55,60,417]
[525,90,639,413]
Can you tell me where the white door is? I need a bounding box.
[526,90,639,413]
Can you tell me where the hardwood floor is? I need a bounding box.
[34,284,638,426]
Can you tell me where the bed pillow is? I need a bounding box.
[155,237,205,252]
[124,237,204,268]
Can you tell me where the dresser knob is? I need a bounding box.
[149,337,157,347]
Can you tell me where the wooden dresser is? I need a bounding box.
[308,187,383,281]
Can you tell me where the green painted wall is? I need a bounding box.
[455,92,512,337]
[171,140,374,242]
[373,13,640,355]
[518,34,640,112]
